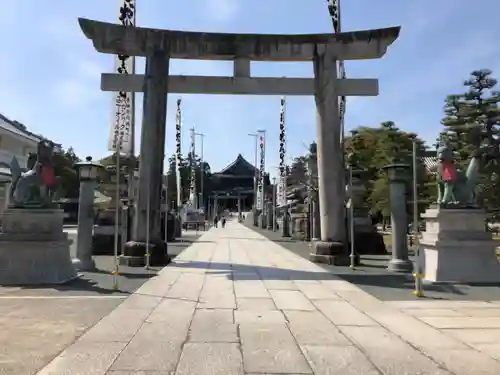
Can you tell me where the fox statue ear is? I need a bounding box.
[27,153,37,169]
[10,156,20,171]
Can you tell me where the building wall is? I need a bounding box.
[0,133,37,168]
[0,128,39,211]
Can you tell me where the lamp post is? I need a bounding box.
[73,156,103,271]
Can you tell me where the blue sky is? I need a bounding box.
[1,0,500,176]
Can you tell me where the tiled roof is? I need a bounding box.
[217,154,256,175]
[421,156,438,174]
[0,113,44,143]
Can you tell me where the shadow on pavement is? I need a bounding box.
[171,260,335,281]
[15,277,132,295]
[242,223,500,301]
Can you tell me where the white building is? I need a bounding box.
[0,114,43,210]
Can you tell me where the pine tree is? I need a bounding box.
[441,69,500,212]
[165,152,212,208]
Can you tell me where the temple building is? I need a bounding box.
[211,154,270,212]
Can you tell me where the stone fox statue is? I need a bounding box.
[0,140,56,207]
[436,143,483,207]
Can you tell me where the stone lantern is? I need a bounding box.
[73,156,104,271]
[383,163,413,272]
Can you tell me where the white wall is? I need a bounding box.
[0,131,38,170]
[0,128,38,211]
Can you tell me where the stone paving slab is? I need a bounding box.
[247,222,500,302]
[35,221,500,375]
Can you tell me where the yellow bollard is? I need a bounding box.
[412,273,424,297]
[111,269,120,290]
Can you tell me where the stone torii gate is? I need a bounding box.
[78,18,400,265]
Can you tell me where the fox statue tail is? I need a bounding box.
[9,156,22,184]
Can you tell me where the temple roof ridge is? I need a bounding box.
[218,153,256,175]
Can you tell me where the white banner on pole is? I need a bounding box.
[175,99,182,208]
[188,128,197,207]
[108,0,136,154]
[278,97,287,207]
[257,133,265,210]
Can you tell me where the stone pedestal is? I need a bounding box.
[0,208,77,285]
[260,213,267,229]
[252,209,259,226]
[174,216,182,238]
[421,208,500,283]
[92,207,126,255]
[266,202,273,230]
[310,241,349,266]
[348,169,387,257]
[292,213,308,241]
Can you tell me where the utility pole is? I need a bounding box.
[195,132,205,211]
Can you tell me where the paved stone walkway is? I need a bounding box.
[37,221,500,374]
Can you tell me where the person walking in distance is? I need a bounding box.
[213,215,219,228]
[221,217,226,228]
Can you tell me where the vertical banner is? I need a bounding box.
[257,132,266,210]
[188,128,197,207]
[278,97,286,207]
[108,0,136,154]
[175,98,182,208]
[326,0,346,145]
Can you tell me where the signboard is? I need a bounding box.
[108,0,136,153]
[257,133,265,210]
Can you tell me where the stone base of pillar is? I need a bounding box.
[72,257,96,272]
[121,240,170,267]
[174,218,182,238]
[260,215,266,229]
[310,241,349,266]
[252,210,259,226]
[353,232,388,255]
[387,258,413,273]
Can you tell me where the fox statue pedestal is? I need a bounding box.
[0,208,77,285]
[420,208,500,284]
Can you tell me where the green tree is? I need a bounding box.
[440,69,500,212]
[344,122,432,226]
[52,147,81,198]
[165,152,212,208]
